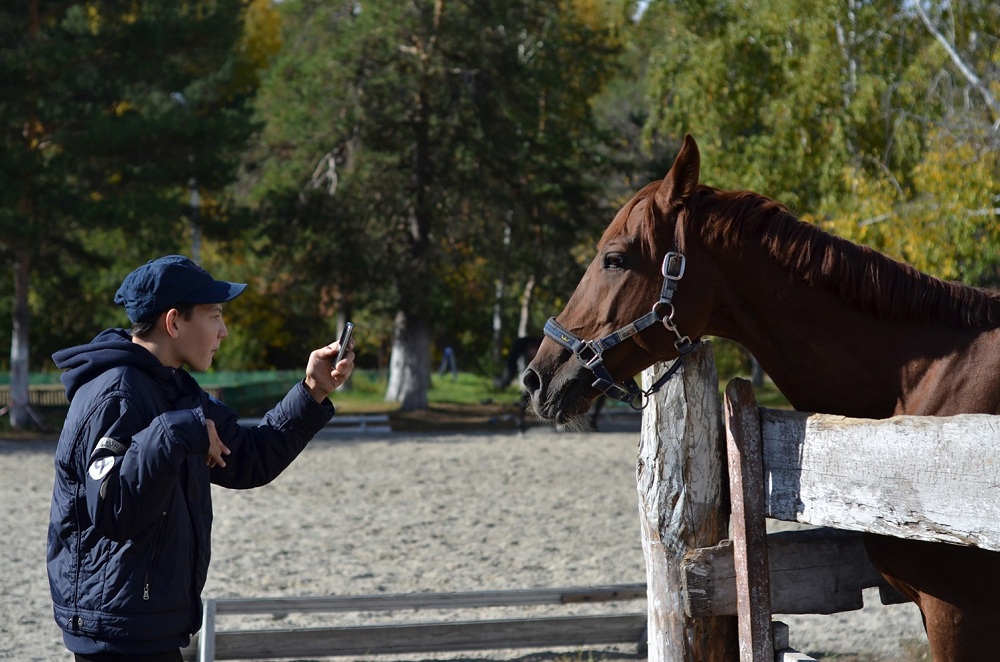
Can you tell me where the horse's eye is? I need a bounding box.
[603,253,627,270]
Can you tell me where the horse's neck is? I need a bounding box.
[710,255,989,418]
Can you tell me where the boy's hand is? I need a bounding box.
[205,419,230,469]
[304,338,356,402]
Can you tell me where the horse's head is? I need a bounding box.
[524,135,719,424]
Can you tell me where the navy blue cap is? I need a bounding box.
[114,255,247,323]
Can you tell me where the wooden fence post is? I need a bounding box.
[637,342,738,661]
[725,379,774,661]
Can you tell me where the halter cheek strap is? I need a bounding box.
[543,251,699,410]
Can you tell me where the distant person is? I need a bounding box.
[438,345,458,381]
[47,255,355,662]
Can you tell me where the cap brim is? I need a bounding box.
[185,280,247,305]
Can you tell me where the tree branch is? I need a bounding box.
[914,3,1000,127]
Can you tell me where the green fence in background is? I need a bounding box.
[1,370,304,414]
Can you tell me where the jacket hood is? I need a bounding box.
[52,329,171,402]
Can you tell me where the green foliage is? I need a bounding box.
[0,1,263,368]
[240,0,623,374]
[822,128,1000,285]
[708,337,753,381]
[640,0,916,211]
[5,0,1000,390]
[634,0,999,288]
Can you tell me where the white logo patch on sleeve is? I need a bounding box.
[88,456,116,481]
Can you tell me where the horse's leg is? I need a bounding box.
[920,593,1000,660]
[865,534,1000,660]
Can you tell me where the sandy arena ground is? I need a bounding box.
[2,419,927,661]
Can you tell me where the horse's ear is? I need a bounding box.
[654,134,700,212]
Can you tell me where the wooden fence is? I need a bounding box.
[181,585,646,661]
[638,342,1000,661]
[0,384,67,407]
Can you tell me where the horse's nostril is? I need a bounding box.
[522,368,541,394]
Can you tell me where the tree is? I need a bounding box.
[637,0,999,282]
[246,0,620,408]
[827,127,1000,283]
[639,0,924,211]
[824,1,1000,284]
[0,1,263,427]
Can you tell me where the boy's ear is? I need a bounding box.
[163,308,182,339]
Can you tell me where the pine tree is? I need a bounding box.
[0,1,257,428]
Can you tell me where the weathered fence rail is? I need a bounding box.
[759,404,1000,549]
[639,343,1000,661]
[181,584,646,661]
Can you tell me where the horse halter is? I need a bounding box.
[543,250,700,410]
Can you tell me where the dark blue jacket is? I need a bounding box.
[47,329,334,655]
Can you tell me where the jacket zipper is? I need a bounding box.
[143,511,168,601]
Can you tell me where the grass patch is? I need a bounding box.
[327,370,524,414]
[2,369,788,438]
[332,371,527,432]
[746,380,791,409]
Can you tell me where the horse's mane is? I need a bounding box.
[602,182,1000,329]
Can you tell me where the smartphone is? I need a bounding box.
[335,322,355,365]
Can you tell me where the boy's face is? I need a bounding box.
[174,303,229,372]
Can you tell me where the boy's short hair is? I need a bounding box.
[129,302,197,339]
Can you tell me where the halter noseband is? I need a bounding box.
[543,250,699,410]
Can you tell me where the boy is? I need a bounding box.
[47,255,354,661]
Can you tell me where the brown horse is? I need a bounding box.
[523,135,1000,659]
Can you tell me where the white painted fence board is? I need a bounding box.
[198,600,216,662]
[760,409,1000,551]
[771,622,817,661]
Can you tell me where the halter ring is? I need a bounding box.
[652,301,674,321]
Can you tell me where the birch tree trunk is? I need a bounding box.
[637,341,738,661]
[385,310,431,410]
[10,2,39,430]
[10,252,32,429]
[517,275,535,339]
[491,223,511,366]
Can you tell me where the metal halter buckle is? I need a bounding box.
[662,252,686,280]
